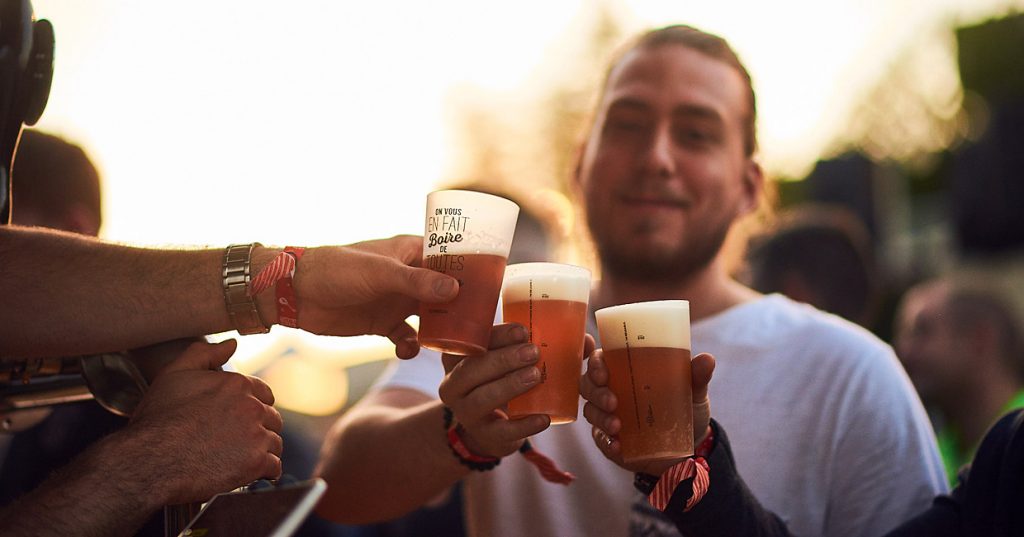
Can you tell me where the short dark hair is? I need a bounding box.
[944,286,1024,382]
[745,205,876,324]
[11,129,102,227]
[602,25,758,156]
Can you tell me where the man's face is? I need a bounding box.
[894,285,970,404]
[577,44,759,282]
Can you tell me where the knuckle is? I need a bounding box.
[242,454,266,480]
[231,399,266,425]
[270,433,284,455]
[267,456,283,479]
[505,344,536,370]
[221,372,250,392]
[510,366,538,391]
[248,424,268,444]
[438,383,457,407]
[266,407,284,431]
[579,376,593,397]
[582,403,596,424]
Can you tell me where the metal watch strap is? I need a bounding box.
[222,243,270,335]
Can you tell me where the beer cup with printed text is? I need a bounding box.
[418,190,519,356]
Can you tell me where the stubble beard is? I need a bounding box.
[592,218,731,284]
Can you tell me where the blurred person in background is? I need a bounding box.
[742,203,879,329]
[313,24,944,537]
[1,129,157,536]
[6,129,102,235]
[894,276,1024,484]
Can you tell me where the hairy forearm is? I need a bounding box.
[314,395,469,524]
[0,226,278,357]
[0,426,168,537]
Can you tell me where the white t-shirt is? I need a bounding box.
[377,294,947,537]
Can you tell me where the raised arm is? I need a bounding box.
[314,323,550,524]
[0,227,457,358]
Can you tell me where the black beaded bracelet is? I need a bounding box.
[634,472,660,495]
[443,406,501,472]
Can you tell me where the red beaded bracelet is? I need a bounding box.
[442,406,500,471]
[441,406,574,484]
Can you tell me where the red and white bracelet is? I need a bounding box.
[636,425,715,512]
[247,246,306,328]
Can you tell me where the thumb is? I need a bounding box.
[691,352,715,403]
[161,339,237,374]
[375,258,460,303]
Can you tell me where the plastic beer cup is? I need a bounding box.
[594,300,692,464]
[502,262,592,424]
[418,190,519,356]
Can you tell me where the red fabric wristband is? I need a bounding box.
[275,247,305,328]
[247,247,305,328]
[648,425,714,512]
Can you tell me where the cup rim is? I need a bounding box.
[504,262,592,278]
[427,189,520,212]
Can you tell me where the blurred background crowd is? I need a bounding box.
[9,0,1024,534]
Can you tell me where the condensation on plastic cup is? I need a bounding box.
[595,300,693,463]
[502,262,592,424]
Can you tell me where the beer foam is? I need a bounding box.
[595,300,690,350]
[502,263,592,303]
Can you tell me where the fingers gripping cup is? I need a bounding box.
[595,300,692,464]
[502,263,592,424]
[418,190,519,356]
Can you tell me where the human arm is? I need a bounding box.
[0,227,457,358]
[313,323,555,524]
[0,339,284,537]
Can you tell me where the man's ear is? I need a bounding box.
[739,158,764,215]
[64,203,101,237]
[572,143,586,187]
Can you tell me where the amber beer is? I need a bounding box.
[595,300,693,464]
[502,263,592,424]
[418,190,519,356]
[418,253,508,355]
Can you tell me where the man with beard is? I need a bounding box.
[314,25,945,537]
[894,277,1024,484]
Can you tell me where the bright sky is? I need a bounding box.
[32,0,1020,247]
[27,0,1022,412]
